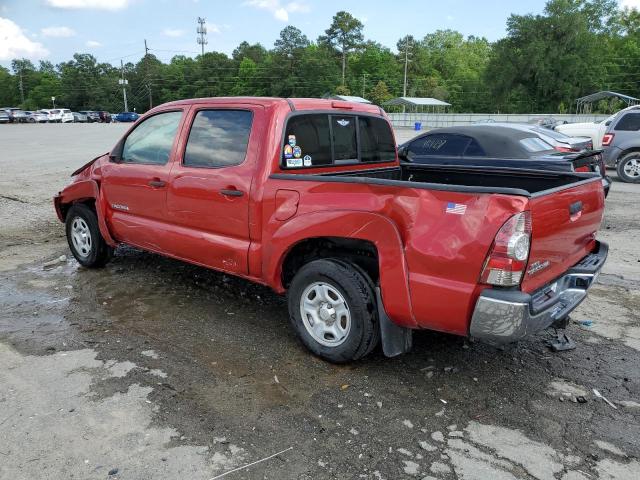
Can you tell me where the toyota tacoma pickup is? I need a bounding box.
[54,97,608,362]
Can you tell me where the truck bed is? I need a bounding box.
[272,164,600,197]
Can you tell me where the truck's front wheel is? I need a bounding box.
[65,204,113,268]
[288,259,379,363]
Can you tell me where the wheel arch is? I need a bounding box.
[55,179,117,247]
[264,210,416,328]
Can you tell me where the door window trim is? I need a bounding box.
[114,109,184,166]
[178,107,255,170]
[279,110,397,169]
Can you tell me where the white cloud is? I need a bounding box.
[41,26,76,37]
[85,40,102,47]
[0,17,49,60]
[620,0,640,9]
[45,0,129,10]
[243,0,310,22]
[163,28,184,38]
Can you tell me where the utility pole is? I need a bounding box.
[18,69,25,105]
[403,38,411,98]
[144,39,152,110]
[197,17,208,56]
[362,73,368,98]
[119,59,129,112]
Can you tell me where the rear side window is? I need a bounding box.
[282,113,394,168]
[407,133,470,157]
[614,113,640,131]
[184,110,253,168]
[519,137,553,153]
[464,138,486,157]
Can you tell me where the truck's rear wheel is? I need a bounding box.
[65,204,112,268]
[287,259,379,363]
[617,153,640,183]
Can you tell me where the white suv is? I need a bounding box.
[40,109,62,123]
[60,108,74,123]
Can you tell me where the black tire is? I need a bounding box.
[65,204,113,268]
[616,153,640,183]
[287,259,380,363]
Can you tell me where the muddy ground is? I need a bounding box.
[0,123,639,480]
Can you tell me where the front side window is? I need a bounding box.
[122,111,182,165]
[282,113,394,168]
[614,113,640,131]
[407,134,470,157]
[184,110,253,168]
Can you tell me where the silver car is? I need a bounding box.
[602,106,640,183]
[24,111,49,123]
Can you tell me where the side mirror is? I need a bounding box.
[109,139,125,163]
[398,145,409,161]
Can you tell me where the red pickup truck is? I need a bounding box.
[54,97,608,362]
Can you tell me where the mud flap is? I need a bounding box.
[376,288,412,357]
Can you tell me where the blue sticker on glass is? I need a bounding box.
[293,146,302,158]
[288,135,296,147]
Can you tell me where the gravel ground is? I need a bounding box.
[0,123,639,480]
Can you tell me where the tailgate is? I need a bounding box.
[521,177,605,293]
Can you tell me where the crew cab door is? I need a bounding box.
[101,109,184,250]
[165,104,262,274]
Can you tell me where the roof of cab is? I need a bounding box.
[155,96,383,114]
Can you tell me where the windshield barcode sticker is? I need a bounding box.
[446,202,467,215]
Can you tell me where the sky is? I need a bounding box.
[1,0,639,69]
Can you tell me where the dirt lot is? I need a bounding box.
[1,123,639,480]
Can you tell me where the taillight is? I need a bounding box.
[554,146,577,153]
[602,133,614,147]
[480,211,532,287]
[575,166,590,173]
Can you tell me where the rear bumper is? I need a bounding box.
[469,241,608,344]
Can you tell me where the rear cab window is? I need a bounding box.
[281,113,395,169]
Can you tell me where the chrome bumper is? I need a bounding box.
[470,241,608,344]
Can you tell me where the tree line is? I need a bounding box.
[0,0,638,114]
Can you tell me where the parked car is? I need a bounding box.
[40,109,63,123]
[0,110,10,123]
[554,106,640,149]
[98,111,112,123]
[73,112,88,123]
[528,117,567,130]
[24,111,48,123]
[600,107,640,183]
[2,108,28,123]
[54,97,608,362]
[115,111,139,122]
[60,108,74,123]
[398,125,610,196]
[79,110,100,123]
[485,123,592,152]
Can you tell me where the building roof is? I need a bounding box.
[329,95,372,104]
[383,97,451,107]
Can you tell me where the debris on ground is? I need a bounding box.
[593,389,617,409]
[42,255,67,269]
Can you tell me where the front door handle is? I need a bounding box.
[148,179,166,188]
[220,189,244,197]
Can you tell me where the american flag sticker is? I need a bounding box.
[445,202,467,215]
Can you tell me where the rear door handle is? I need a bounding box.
[220,189,244,197]
[148,179,166,188]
